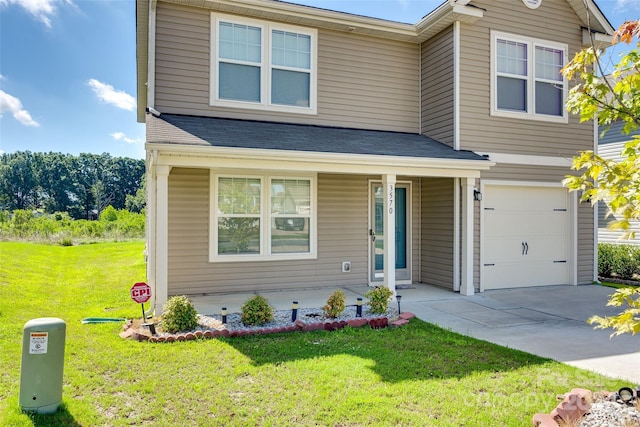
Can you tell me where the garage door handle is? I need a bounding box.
[525,242,529,255]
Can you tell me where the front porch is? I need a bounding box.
[145,114,494,313]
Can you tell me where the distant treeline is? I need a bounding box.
[0,151,145,219]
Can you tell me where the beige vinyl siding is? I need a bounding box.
[420,178,454,289]
[458,0,593,157]
[168,169,424,295]
[578,201,595,284]
[421,26,454,147]
[154,2,419,133]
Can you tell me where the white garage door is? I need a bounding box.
[482,185,569,290]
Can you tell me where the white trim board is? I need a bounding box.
[478,152,572,167]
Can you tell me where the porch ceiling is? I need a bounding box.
[146,114,493,178]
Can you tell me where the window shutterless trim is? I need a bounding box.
[490,31,568,124]
[210,172,317,262]
[210,13,318,115]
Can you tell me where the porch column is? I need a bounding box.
[460,177,475,296]
[382,174,396,296]
[154,165,171,314]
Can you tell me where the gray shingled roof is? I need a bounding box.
[148,114,488,162]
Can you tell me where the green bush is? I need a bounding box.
[100,205,118,222]
[598,244,619,277]
[241,295,274,326]
[323,290,346,318]
[161,295,199,334]
[598,243,640,280]
[617,246,640,280]
[365,286,394,314]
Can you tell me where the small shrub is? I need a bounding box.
[162,295,198,333]
[366,286,394,314]
[241,295,274,326]
[60,238,73,246]
[598,243,618,277]
[616,245,640,280]
[323,290,346,318]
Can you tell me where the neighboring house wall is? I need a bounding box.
[598,122,640,245]
[458,0,593,157]
[154,2,420,133]
[421,26,454,147]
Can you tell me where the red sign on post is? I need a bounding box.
[130,282,151,304]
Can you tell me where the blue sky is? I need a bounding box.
[0,0,638,160]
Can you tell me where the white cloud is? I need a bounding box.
[111,132,142,145]
[615,0,640,12]
[0,0,73,28]
[88,79,136,111]
[0,90,39,127]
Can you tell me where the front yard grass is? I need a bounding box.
[0,241,629,426]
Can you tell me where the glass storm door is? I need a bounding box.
[370,183,410,282]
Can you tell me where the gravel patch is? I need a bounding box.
[579,400,640,427]
[144,305,399,337]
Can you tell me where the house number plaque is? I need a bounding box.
[388,184,394,215]
[522,0,542,9]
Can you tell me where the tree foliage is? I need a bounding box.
[562,21,640,338]
[562,21,640,238]
[0,152,145,219]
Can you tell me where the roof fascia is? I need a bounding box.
[146,142,494,178]
[567,0,615,35]
[415,1,483,43]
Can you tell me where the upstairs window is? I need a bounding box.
[492,32,568,122]
[211,13,317,114]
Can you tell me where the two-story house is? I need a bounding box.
[136,0,614,313]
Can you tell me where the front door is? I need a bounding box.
[369,182,411,283]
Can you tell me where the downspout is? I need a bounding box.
[145,0,158,315]
[147,0,157,111]
[593,118,600,283]
[452,21,461,291]
[145,149,158,317]
[453,20,460,151]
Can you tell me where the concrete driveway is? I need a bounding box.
[190,283,639,383]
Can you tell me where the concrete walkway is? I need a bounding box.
[189,284,639,384]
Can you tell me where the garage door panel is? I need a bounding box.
[483,261,568,289]
[485,212,567,237]
[482,185,570,290]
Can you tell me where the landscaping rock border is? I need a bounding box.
[532,388,640,427]
[119,310,416,343]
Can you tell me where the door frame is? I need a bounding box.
[368,179,412,286]
[479,180,578,292]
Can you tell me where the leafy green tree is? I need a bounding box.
[125,174,146,213]
[0,152,38,210]
[562,21,640,337]
[562,20,640,237]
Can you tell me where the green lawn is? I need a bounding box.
[0,241,628,426]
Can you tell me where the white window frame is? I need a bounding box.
[210,13,318,115]
[490,31,568,123]
[210,172,317,262]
